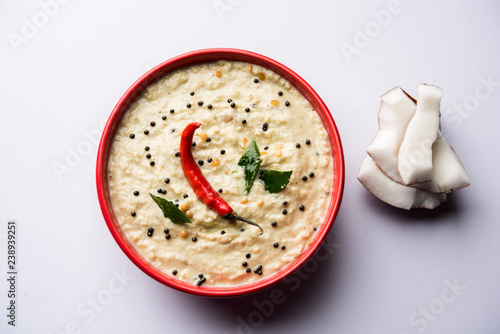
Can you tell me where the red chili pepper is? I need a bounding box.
[180,122,262,232]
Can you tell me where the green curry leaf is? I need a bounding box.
[261,170,293,193]
[150,193,192,224]
[237,138,261,194]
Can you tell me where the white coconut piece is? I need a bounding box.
[367,87,416,183]
[411,131,470,193]
[368,86,470,193]
[358,155,446,210]
[398,84,442,185]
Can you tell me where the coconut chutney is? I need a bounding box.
[107,60,333,287]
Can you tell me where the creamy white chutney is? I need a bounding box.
[108,61,333,287]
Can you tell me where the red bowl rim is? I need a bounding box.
[96,48,345,298]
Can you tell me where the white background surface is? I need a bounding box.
[1,1,499,333]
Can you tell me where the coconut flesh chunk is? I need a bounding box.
[357,155,446,210]
[367,87,416,183]
[412,131,470,193]
[398,84,442,185]
[367,86,470,194]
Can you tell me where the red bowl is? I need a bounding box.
[96,48,345,297]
